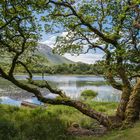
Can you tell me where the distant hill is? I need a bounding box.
[0,44,74,69]
[37,44,74,65]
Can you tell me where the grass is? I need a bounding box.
[0,101,140,140]
[75,122,140,140]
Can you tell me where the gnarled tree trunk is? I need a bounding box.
[124,78,140,124]
[115,58,132,120]
[116,86,131,120]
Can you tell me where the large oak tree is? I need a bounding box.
[0,0,140,129]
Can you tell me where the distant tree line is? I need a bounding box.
[2,57,104,75]
[30,62,104,75]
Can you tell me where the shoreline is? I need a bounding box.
[14,73,103,77]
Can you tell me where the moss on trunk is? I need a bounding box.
[124,79,140,124]
[116,86,131,120]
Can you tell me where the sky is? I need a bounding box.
[40,33,104,64]
[34,1,105,64]
[36,3,104,64]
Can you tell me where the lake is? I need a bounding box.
[0,75,121,106]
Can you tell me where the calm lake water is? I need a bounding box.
[0,75,121,106]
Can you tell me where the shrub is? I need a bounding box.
[81,90,98,99]
[0,120,18,140]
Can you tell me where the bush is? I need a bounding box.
[81,90,98,99]
[0,102,119,140]
[98,106,107,112]
[0,120,18,140]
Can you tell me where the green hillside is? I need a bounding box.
[38,44,73,65]
[0,44,74,73]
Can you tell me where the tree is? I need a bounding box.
[0,0,140,130]
[45,0,140,127]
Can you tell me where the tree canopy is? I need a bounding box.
[0,0,140,129]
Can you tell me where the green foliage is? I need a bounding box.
[11,61,105,75]
[43,0,140,80]
[0,120,18,140]
[32,62,104,75]
[1,103,140,140]
[0,0,46,76]
[81,90,98,99]
[0,1,140,138]
[86,102,118,115]
[0,102,117,140]
[0,105,67,140]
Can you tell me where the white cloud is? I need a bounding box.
[40,32,68,48]
[64,53,103,64]
[40,34,57,48]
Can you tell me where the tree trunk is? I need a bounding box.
[116,86,131,120]
[124,78,140,124]
[115,60,131,120]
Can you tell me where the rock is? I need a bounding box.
[67,126,94,136]
[92,125,107,135]
[71,122,80,128]
[67,122,107,136]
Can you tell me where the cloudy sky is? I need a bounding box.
[40,33,103,64]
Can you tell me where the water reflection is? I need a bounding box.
[0,96,21,106]
[15,75,121,102]
[53,81,121,102]
[0,75,121,105]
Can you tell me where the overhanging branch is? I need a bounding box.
[49,0,118,46]
[0,16,18,30]
[106,71,123,91]
[0,66,111,127]
[16,60,67,98]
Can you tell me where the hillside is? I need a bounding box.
[37,44,73,65]
[0,44,74,70]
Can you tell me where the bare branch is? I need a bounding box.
[30,80,68,98]
[9,53,20,77]
[50,13,74,17]
[106,71,123,91]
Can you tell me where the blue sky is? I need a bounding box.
[37,12,104,64]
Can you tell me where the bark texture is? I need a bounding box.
[116,59,132,120]
[125,79,140,124]
[116,86,131,120]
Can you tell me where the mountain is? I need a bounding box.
[37,44,74,65]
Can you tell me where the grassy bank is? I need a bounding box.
[0,102,140,140]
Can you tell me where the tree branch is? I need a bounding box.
[78,31,105,51]
[105,51,123,91]
[16,61,33,79]
[0,66,111,128]
[16,60,67,98]
[50,13,74,17]
[49,0,118,46]
[0,16,17,30]
[129,75,140,80]
[106,71,123,91]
